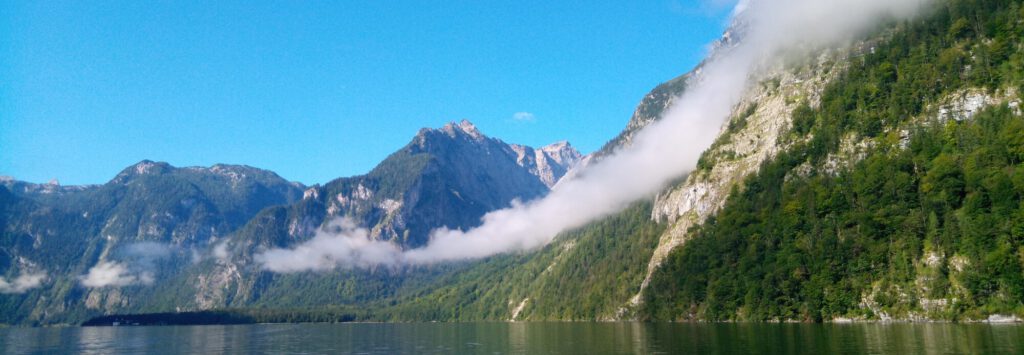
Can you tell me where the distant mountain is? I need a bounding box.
[1,161,306,324]
[230,119,581,251]
[188,120,582,308]
[4,161,305,245]
[0,120,581,324]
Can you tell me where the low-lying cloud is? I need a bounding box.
[79,242,174,288]
[0,271,47,294]
[258,0,932,271]
[80,261,153,288]
[257,218,402,272]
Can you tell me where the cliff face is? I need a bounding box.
[631,50,849,307]
[0,120,582,324]
[630,0,1024,322]
[271,119,581,249]
[189,120,582,310]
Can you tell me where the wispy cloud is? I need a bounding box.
[512,112,536,122]
[259,0,933,270]
[401,0,932,264]
[0,271,47,294]
[256,218,402,272]
[79,261,153,288]
[79,242,174,287]
[212,242,231,261]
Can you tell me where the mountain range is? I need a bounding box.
[0,119,582,324]
[3,0,1024,325]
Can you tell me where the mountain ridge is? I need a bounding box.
[0,120,582,324]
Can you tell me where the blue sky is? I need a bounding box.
[1,1,734,185]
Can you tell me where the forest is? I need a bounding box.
[644,0,1024,321]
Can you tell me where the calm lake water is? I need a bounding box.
[2,322,1023,354]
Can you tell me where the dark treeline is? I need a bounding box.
[82,308,367,327]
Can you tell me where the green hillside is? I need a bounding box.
[643,0,1024,321]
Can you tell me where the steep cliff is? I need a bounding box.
[640,0,1024,321]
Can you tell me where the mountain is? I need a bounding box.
[0,120,581,324]
[325,119,580,247]
[226,119,581,251]
[1,162,306,324]
[185,120,582,309]
[6,0,1024,326]
[639,0,1024,321]
[347,0,1024,323]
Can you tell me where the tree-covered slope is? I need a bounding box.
[0,119,582,325]
[644,0,1024,322]
[0,162,306,325]
[373,201,665,321]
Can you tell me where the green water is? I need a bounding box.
[2,322,1022,354]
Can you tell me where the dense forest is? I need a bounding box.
[82,307,366,326]
[81,202,664,324]
[378,201,665,321]
[644,0,1024,321]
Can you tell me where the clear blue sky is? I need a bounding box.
[1,1,734,185]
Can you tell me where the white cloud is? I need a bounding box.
[260,0,933,269]
[0,271,47,294]
[125,242,172,260]
[256,218,403,272]
[79,261,154,288]
[512,112,536,121]
[400,0,932,264]
[78,242,175,287]
[213,242,230,261]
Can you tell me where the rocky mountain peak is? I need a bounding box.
[457,119,480,135]
[437,119,484,141]
[110,160,174,184]
[131,160,171,174]
[539,141,581,166]
[509,141,583,188]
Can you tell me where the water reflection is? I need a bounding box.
[2,322,1023,354]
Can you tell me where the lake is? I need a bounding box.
[2,322,1023,354]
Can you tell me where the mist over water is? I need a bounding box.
[258,0,933,271]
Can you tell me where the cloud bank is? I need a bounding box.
[257,218,403,272]
[405,0,930,263]
[79,242,174,287]
[80,261,153,288]
[258,0,932,271]
[0,271,47,294]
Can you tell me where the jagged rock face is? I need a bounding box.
[421,120,582,188]
[237,120,581,251]
[596,75,690,157]
[583,37,854,309]
[594,15,747,159]
[191,121,581,308]
[631,52,847,305]
[614,36,1022,319]
[3,118,580,321]
[511,141,583,188]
